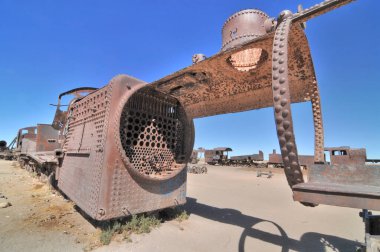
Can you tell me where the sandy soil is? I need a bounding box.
[0,160,101,252]
[0,160,368,252]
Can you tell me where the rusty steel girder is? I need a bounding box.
[149,1,353,188]
[148,0,380,210]
[57,75,194,220]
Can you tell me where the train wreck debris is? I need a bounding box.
[0,137,16,160]
[187,165,208,174]
[7,0,380,223]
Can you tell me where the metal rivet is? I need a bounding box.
[286,142,293,150]
[277,127,285,135]
[283,120,290,129]
[281,99,288,106]
[291,162,299,168]
[285,131,292,140]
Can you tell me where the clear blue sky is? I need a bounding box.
[0,0,379,159]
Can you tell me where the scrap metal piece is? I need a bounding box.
[257,170,273,178]
[187,165,207,174]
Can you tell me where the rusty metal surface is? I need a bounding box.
[147,1,358,192]
[268,149,315,168]
[16,126,37,150]
[149,1,354,121]
[213,147,233,152]
[205,148,231,165]
[57,75,193,220]
[230,151,264,162]
[35,124,60,152]
[222,9,269,51]
[52,87,98,130]
[150,27,315,120]
[325,146,367,165]
[293,163,380,210]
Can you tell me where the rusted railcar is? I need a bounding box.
[269,149,315,169]
[204,147,232,165]
[16,125,60,175]
[229,151,265,167]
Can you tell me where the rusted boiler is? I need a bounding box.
[54,76,194,220]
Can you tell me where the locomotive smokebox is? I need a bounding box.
[57,75,194,220]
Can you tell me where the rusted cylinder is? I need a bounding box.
[221,9,269,51]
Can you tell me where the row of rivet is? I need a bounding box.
[271,18,304,187]
[221,34,261,50]
[222,9,269,30]
[310,80,324,162]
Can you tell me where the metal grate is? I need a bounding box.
[120,89,184,179]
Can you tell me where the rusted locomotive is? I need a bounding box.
[229,151,265,167]
[204,147,232,165]
[269,149,315,169]
[11,0,380,228]
[203,147,265,167]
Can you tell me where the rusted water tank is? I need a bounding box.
[222,9,269,51]
[222,9,270,72]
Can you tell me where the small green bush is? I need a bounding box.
[99,227,113,245]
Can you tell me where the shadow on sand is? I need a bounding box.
[184,197,361,252]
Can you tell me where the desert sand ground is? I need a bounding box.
[0,160,367,252]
